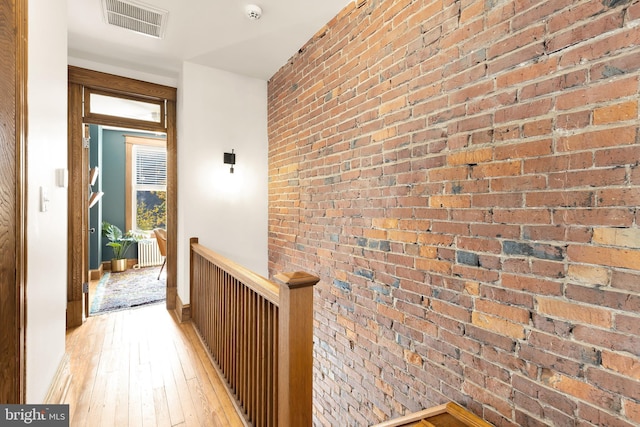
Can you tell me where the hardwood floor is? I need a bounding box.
[64,304,245,427]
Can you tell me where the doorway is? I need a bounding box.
[87,125,168,316]
[67,66,177,327]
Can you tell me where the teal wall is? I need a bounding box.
[88,125,102,269]
[88,126,160,264]
[101,127,127,263]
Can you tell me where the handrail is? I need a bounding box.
[189,237,319,427]
[191,241,280,305]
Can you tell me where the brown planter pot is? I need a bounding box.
[111,258,127,272]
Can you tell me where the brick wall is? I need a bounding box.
[267,0,640,425]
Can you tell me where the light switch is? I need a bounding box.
[40,186,50,212]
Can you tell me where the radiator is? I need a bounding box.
[135,238,164,268]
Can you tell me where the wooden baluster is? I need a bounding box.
[274,272,319,427]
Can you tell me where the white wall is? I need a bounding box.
[177,62,269,303]
[67,56,178,88]
[26,0,68,402]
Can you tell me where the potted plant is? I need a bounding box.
[102,221,141,272]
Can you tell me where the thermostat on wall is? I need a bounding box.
[56,168,68,188]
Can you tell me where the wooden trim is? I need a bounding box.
[67,84,86,328]
[174,293,191,323]
[80,114,168,133]
[84,87,166,129]
[43,353,72,405]
[275,272,319,427]
[68,65,177,101]
[190,238,318,427]
[191,242,280,305]
[68,66,178,322]
[165,99,177,310]
[125,135,166,147]
[89,264,103,281]
[372,402,493,427]
[0,0,29,403]
[16,0,27,403]
[374,404,449,427]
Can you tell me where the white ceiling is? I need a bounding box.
[68,0,352,82]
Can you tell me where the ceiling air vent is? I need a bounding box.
[101,0,168,39]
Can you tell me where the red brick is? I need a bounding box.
[493,209,551,225]
[495,98,552,124]
[553,208,634,227]
[593,101,638,125]
[586,367,640,402]
[548,168,626,189]
[471,160,520,179]
[523,152,592,174]
[591,49,640,80]
[267,1,640,425]
[537,297,612,328]
[487,43,545,75]
[567,245,640,270]
[556,110,590,130]
[471,312,525,339]
[625,400,640,425]
[559,126,637,151]
[547,1,606,33]
[520,70,587,100]
[556,76,639,111]
[542,371,619,411]
[610,270,640,293]
[502,273,563,296]
[489,24,546,61]
[491,175,547,192]
[522,121,552,138]
[595,146,640,167]
[471,193,522,208]
[601,351,640,381]
[511,0,567,31]
[525,191,594,208]
[546,9,624,54]
[596,188,640,207]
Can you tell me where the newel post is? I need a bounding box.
[274,271,320,427]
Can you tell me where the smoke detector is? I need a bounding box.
[245,4,262,20]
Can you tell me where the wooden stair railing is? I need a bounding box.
[189,237,319,427]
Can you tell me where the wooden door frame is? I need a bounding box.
[0,0,27,403]
[67,66,178,327]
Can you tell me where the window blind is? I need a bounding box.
[135,146,166,187]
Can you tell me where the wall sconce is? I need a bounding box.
[224,149,236,173]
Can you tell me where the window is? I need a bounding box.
[125,136,167,234]
[85,88,166,131]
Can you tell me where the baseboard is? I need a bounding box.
[66,300,84,328]
[89,264,104,281]
[175,293,191,323]
[44,353,72,404]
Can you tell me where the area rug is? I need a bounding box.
[90,266,166,315]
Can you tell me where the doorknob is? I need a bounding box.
[89,227,96,233]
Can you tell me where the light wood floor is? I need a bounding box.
[64,303,245,427]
